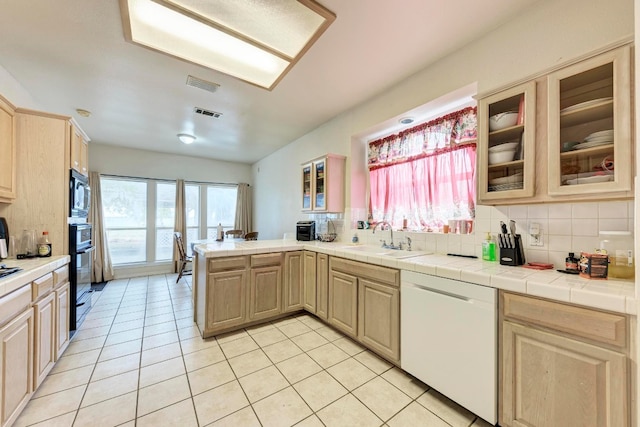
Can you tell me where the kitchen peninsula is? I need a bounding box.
[194,238,635,427]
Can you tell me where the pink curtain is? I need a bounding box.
[370,145,476,230]
[368,106,477,231]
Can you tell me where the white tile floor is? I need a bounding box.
[15,274,494,427]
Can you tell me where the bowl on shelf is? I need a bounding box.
[489,141,519,152]
[489,112,519,131]
[489,171,523,185]
[488,149,516,165]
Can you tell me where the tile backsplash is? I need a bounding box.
[348,200,634,268]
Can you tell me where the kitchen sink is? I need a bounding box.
[340,245,430,259]
[380,250,430,259]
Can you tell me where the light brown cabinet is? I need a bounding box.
[204,256,249,335]
[327,268,358,337]
[477,81,536,203]
[0,105,91,255]
[0,261,69,427]
[54,282,70,358]
[249,266,282,320]
[301,154,346,212]
[547,45,631,197]
[206,270,247,332]
[33,292,55,389]
[500,292,629,427]
[477,44,633,205]
[358,278,399,363]
[70,121,89,176]
[0,95,16,204]
[315,253,329,320]
[196,252,306,338]
[0,308,33,427]
[328,257,400,362]
[283,251,304,312]
[303,251,317,313]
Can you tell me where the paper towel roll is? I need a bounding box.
[0,239,7,259]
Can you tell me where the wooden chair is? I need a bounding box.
[225,229,244,238]
[244,231,259,241]
[174,232,192,283]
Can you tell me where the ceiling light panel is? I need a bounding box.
[160,0,327,58]
[120,0,335,90]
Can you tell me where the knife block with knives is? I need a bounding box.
[499,220,526,266]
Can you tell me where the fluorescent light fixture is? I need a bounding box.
[177,133,196,144]
[120,0,335,90]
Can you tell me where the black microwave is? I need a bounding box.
[296,221,316,241]
[70,169,90,218]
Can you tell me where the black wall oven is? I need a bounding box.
[69,223,94,331]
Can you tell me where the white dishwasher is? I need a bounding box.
[401,270,497,425]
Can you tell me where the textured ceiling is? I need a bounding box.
[0,0,539,163]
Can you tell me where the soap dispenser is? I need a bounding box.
[482,232,496,261]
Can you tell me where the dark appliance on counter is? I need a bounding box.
[296,221,316,241]
[69,223,94,331]
[0,217,8,260]
[70,169,90,218]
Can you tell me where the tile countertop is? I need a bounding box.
[195,239,637,316]
[0,256,70,299]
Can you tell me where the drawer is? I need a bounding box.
[502,292,627,348]
[32,273,54,301]
[0,285,31,327]
[250,253,282,268]
[53,265,69,288]
[208,256,247,273]
[330,257,399,287]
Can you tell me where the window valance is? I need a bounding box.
[367,106,477,170]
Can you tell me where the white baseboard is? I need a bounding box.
[112,262,176,279]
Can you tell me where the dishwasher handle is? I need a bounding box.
[402,282,470,302]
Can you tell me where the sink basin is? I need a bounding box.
[340,245,388,254]
[340,245,430,259]
[379,250,430,259]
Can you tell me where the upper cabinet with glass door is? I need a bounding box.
[547,46,632,196]
[477,81,536,203]
[301,154,346,212]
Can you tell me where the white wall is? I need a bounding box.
[252,0,634,241]
[0,64,40,109]
[89,143,252,184]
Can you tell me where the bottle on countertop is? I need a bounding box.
[599,231,634,279]
[482,232,496,261]
[216,223,224,241]
[565,252,579,272]
[37,231,52,257]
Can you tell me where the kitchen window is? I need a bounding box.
[368,107,477,231]
[102,177,238,264]
[101,177,149,265]
[185,183,238,254]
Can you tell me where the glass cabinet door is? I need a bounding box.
[547,46,631,196]
[477,81,536,203]
[313,159,326,210]
[302,164,312,210]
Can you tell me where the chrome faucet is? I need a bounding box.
[372,221,398,249]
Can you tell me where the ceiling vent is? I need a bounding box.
[194,107,222,118]
[186,75,220,93]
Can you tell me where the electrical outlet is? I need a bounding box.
[530,233,543,246]
[529,222,543,246]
